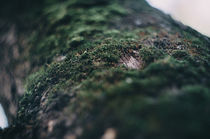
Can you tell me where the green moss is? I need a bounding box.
[14,0,210,138]
[28,0,128,66]
[18,28,142,123]
[172,50,190,58]
[73,57,210,138]
[139,46,166,65]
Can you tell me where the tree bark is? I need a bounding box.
[0,0,210,139]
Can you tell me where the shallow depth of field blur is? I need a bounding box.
[0,0,210,136]
[147,0,210,37]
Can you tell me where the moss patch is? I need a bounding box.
[4,0,210,139]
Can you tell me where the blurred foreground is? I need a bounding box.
[0,0,210,139]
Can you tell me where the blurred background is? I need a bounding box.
[0,0,209,132]
[0,1,209,139]
[0,0,209,36]
[147,0,210,37]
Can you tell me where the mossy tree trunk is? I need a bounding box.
[0,0,210,139]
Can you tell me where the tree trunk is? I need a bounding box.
[0,0,210,139]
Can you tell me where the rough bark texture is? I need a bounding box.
[0,0,210,139]
[0,22,30,124]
